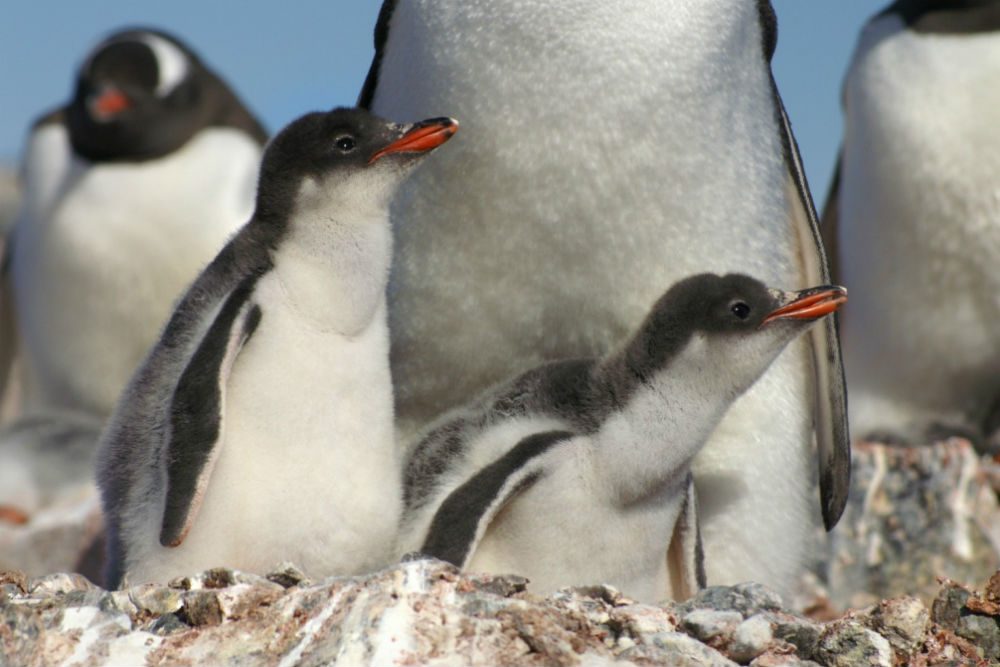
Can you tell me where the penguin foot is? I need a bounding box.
[0,505,29,525]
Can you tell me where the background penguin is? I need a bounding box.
[400,274,847,603]
[822,0,1000,450]
[0,28,267,533]
[360,0,849,598]
[96,107,457,588]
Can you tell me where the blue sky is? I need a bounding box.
[0,2,876,199]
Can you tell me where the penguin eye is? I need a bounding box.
[334,135,356,153]
[730,302,751,320]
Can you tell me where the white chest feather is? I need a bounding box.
[839,16,1000,426]
[372,0,800,423]
[142,274,399,581]
[12,126,260,414]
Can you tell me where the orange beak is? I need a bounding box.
[90,87,132,120]
[762,285,847,326]
[369,117,459,164]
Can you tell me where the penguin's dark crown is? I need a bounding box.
[619,273,845,380]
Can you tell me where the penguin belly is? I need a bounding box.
[372,0,819,596]
[465,438,681,603]
[12,127,259,416]
[839,23,1000,442]
[125,278,399,585]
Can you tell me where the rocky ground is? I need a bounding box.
[3,382,1000,665]
[3,559,999,666]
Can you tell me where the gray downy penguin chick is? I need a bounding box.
[360,0,849,599]
[822,0,1000,449]
[0,28,267,528]
[400,274,847,604]
[96,108,458,588]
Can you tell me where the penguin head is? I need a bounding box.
[66,28,262,162]
[255,107,458,224]
[626,273,847,398]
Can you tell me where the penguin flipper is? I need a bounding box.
[357,0,399,108]
[159,282,261,548]
[775,97,851,531]
[420,430,573,569]
[666,473,706,601]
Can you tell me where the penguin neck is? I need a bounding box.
[591,334,737,506]
[269,209,392,336]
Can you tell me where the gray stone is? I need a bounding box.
[128,583,183,616]
[768,612,823,659]
[931,583,972,628]
[817,621,893,667]
[866,595,929,658]
[147,612,188,635]
[265,561,312,588]
[28,572,97,595]
[750,654,822,667]
[682,609,743,642]
[730,615,774,664]
[623,631,739,666]
[677,583,784,619]
[182,589,224,626]
[956,614,1000,660]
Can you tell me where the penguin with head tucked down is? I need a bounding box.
[97,107,457,588]
[400,274,847,603]
[822,0,1000,450]
[361,0,849,598]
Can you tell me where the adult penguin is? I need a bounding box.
[361,0,848,599]
[0,28,266,561]
[822,0,1000,450]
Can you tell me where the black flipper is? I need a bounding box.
[159,277,261,547]
[421,430,574,568]
[358,0,400,109]
[771,78,851,531]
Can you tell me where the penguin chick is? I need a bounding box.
[822,1,1000,449]
[400,274,846,603]
[96,108,458,588]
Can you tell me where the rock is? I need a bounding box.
[182,589,224,626]
[128,583,183,617]
[622,632,739,666]
[266,561,312,588]
[730,615,774,664]
[817,621,893,667]
[677,583,784,619]
[931,581,972,628]
[865,596,928,659]
[955,614,1000,661]
[5,561,1000,666]
[682,609,743,644]
[768,612,823,658]
[28,571,98,596]
[827,439,1000,608]
[750,653,822,667]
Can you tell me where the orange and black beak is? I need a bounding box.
[762,285,847,326]
[369,117,458,164]
[89,86,132,121]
